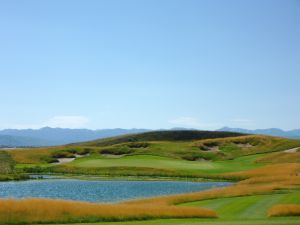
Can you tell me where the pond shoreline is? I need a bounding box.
[24,173,235,183]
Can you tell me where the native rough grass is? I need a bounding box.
[268,204,300,217]
[0,198,216,224]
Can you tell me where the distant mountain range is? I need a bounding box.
[0,127,149,147]
[1,126,299,148]
[218,127,300,139]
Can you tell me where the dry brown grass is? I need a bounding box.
[193,135,300,158]
[0,198,216,224]
[8,147,59,164]
[239,175,300,184]
[238,175,300,185]
[223,163,300,179]
[256,152,300,163]
[268,204,300,217]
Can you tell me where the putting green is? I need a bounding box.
[71,155,216,171]
[69,154,264,174]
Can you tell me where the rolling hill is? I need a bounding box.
[219,127,300,139]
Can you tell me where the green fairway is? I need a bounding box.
[181,189,300,219]
[71,155,215,170]
[45,218,300,225]
[69,153,265,175]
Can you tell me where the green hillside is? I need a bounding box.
[9,131,300,180]
[76,130,247,147]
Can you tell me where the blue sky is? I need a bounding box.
[0,0,299,130]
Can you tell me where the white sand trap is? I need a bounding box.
[54,158,75,164]
[52,153,90,164]
[284,147,299,153]
[236,143,253,148]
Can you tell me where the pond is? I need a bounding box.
[0,179,231,202]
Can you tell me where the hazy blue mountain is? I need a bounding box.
[0,127,150,147]
[0,135,52,147]
[218,127,300,139]
[2,126,299,148]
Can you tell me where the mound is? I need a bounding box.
[76,130,246,147]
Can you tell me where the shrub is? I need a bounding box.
[52,151,75,158]
[100,147,134,155]
[127,142,149,148]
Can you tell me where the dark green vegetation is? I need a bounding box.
[76,130,246,147]
[0,151,28,181]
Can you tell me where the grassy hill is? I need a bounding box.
[76,130,247,147]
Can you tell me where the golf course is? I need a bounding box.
[1,130,300,225]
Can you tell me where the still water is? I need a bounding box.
[0,179,231,202]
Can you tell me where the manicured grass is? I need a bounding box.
[16,153,268,180]
[43,218,300,225]
[71,155,215,170]
[69,153,265,175]
[181,189,300,219]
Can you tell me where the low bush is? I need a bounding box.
[100,146,134,155]
[52,151,75,158]
[127,142,149,148]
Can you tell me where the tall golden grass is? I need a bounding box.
[239,175,300,185]
[256,152,300,163]
[0,198,216,224]
[8,147,59,164]
[268,204,300,217]
[223,163,300,179]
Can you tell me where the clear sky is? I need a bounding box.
[0,0,299,130]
